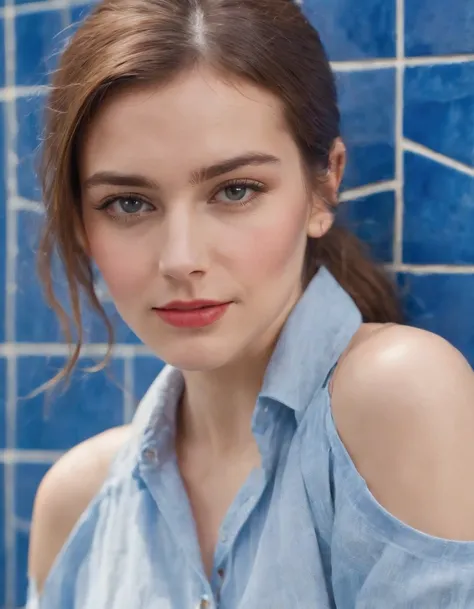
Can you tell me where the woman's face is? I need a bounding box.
[80,66,335,371]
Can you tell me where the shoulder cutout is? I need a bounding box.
[28,425,131,593]
[331,324,474,540]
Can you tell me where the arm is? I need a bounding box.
[330,326,474,605]
[333,325,474,541]
[28,425,131,593]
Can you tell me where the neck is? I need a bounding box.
[176,283,304,457]
[178,344,273,457]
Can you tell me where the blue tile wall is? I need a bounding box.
[0,359,5,449]
[405,0,474,56]
[0,466,4,609]
[337,69,396,189]
[16,95,43,201]
[16,357,125,450]
[0,24,5,90]
[0,102,5,347]
[404,64,474,167]
[0,0,472,606]
[302,0,396,61]
[15,11,65,87]
[340,190,396,263]
[403,153,474,264]
[14,464,49,607]
[399,273,474,364]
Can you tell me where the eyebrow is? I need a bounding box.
[82,152,281,191]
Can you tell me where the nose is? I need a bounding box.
[158,209,208,280]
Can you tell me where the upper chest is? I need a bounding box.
[178,442,262,577]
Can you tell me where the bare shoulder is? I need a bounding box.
[333,322,473,408]
[29,424,132,592]
[331,323,474,539]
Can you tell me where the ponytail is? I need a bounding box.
[305,224,403,324]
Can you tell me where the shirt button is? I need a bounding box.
[142,448,157,462]
[198,595,210,608]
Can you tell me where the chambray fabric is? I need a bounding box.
[28,267,474,608]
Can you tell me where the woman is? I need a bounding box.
[28,0,474,606]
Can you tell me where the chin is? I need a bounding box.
[147,339,236,372]
[163,352,231,372]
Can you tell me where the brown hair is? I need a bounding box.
[38,0,402,385]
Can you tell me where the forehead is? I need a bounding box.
[80,67,294,177]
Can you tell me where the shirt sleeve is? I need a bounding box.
[324,406,474,608]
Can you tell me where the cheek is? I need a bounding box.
[225,200,308,283]
[86,224,152,300]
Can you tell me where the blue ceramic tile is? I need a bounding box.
[337,70,396,189]
[0,197,4,342]
[0,20,6,88]
[339,190,395,263]
[0,227,5,344]
[15,210,141,344]
[15,11,65,87]
[0,358,6,449]
[403,152,474,264]
[71,3,95,28]
[302,0,395,61]
[0,102,6,344]
[405,0,474,56]
[133,356,165,404]
[399,273,474,366]
[16,209,68,343]
[0,465,5,609]
[405,64,474,168]
[16,357,125,450]
[15,530,28,608]
[16,95,44,202]
[14,464,52,606]
[15,463,50,523]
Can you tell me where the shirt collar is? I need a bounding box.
[259,266,362,416]
[131,366,184,469]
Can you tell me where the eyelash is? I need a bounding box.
[93,178,267,221]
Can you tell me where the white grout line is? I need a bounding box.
[0,86,49,103]
[11,196,43,213]
[11,0,70,15]
[339,180,397,202]
[388,264,474,275]
[4,0,19,601]
[0,450,63,464]
[404,54,474,66]
[393,0,405,265]
[403,138,474,177]
[331,54,474,72]
[14,517,31,535]
[0,342,152,357]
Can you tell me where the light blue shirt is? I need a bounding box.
[29,267,474,608]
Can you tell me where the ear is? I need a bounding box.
[307,138,346,239]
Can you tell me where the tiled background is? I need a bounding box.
[0,0,472,605]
